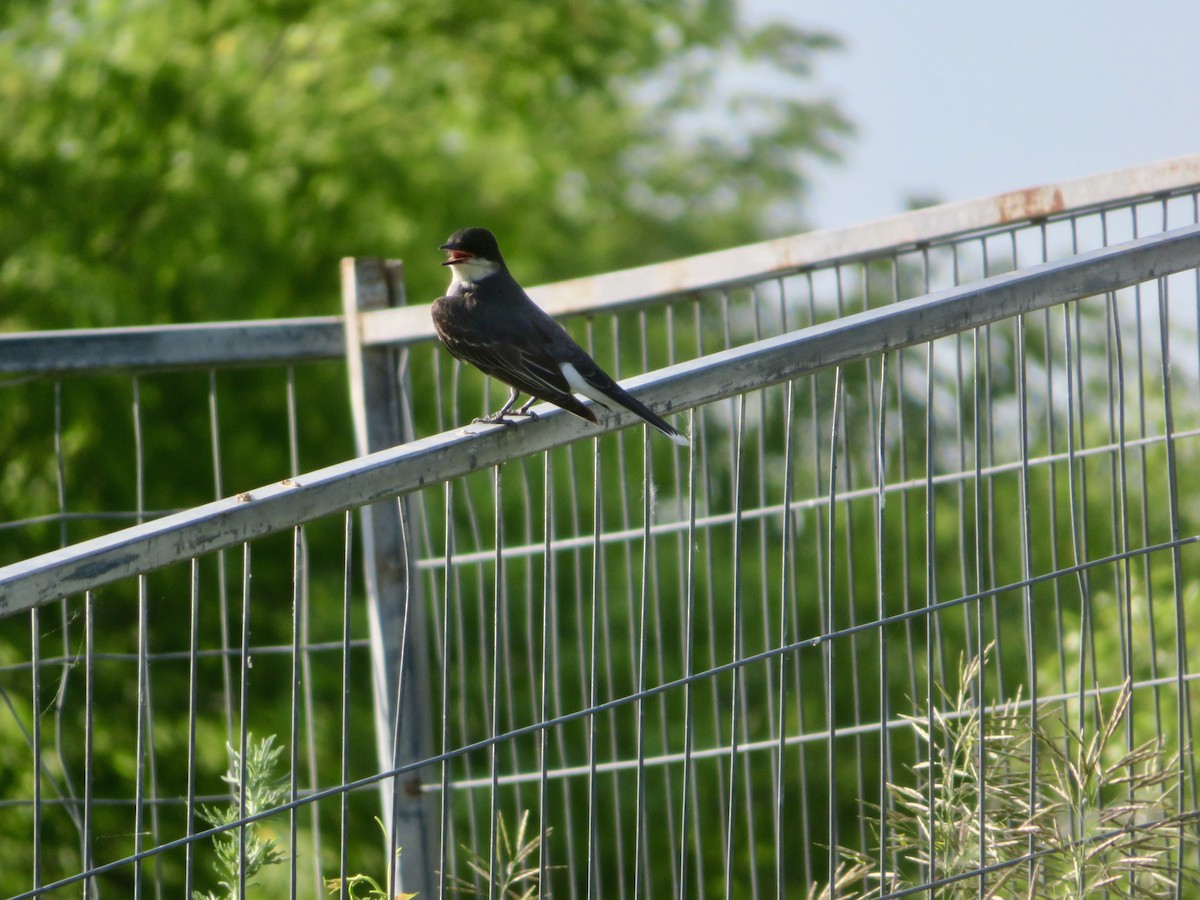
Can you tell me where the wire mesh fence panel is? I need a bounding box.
[4,516,401,899]
[412,257,1200,899]
[0,351,366,898]
[1,161,1199,899]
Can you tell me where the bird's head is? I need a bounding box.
[440,227,505,285]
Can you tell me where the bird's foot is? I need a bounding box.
[513,400,542,422]
[473,412,517,426]
[473,408,538,426]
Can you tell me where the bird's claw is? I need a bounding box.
[473,408,538,426]
[473,413,516,426]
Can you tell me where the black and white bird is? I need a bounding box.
[431,227,688,446]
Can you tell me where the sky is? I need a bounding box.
[746,1,1200,229]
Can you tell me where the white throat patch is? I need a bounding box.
[449,256,501,286]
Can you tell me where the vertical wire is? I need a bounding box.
[518,456,540,759]
[775,379,797,899]
[1154,275,1196,885]
[29,378,67,894]
[766,279,791,900]
[1032,227,1068,722]
[825,367,843,891]
[769,278,793,899]
[1195,192,1200,402]
[1062,289,1089,861]
[29,594,41,894]
[53,383,68,556]
[501,461,529,804]
[337,511,353,899]
[547,456,582,900]
[950,247,974,666]
[864,266,892,873]
[723,393,747,900]
[51,379,81,856]
[980,240,1005,694]
[1063,219,1097,741]
[425,508,448,878]
[874,356,892,890]
[1015,313,1039,884]
[921,245,946,686]
[131,375,148,898]
[632,429,651,900]
[924,335,938,897]
[237,542,252,900]
[489,465,503,900]
[1129,213,1162,743]
[283,367,306,899]
[837,265,868,858]
[745,288,773,899]
[208,370,234,745]
[793,271,820,887]
[972,321,986,899]
[83,590,95,900]
[1098,207,1146,760]
[689,299,712,893]
[386,494,414,893]
[288,524,303,900]
[586,439,602,900]
[677,409,698,899]
[548,443,584,900]
[1100,219,1124,641]
[640,304,682,900]
[1159,207,1198,860]
[706,293,735,856]
[440,484,454,900]
[1073,306,1103,716]
[807,275,832,880]
[1190,197,1200,867]
[587,326,629,900]
[132,379,145,897]
[890,265,919,711]
[539,454,553,900]
[1108,287,1147,750]
[455,475,487,876]
[185,557,201,898]
[653,307,684,900]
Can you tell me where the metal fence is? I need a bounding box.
[2,157,1200,898]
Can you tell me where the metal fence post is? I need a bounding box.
[341,257,434,896]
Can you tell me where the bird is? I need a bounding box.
[431,227,688,446]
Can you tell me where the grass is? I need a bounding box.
[810,649,1197,898]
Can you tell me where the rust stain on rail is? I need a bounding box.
[995,186,1066,223]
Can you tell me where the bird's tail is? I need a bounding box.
[560,359,689,446]
[605,384,689,446]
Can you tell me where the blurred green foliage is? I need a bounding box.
[0,0,849,332]
[0,1,853,896]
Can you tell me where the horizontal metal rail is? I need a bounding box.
[2,156,1197,375]
[1,222,1198,612]
[359,154,1200,345]
[0,317,344,376]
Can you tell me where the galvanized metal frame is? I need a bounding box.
[1,158,1199,899]
[341,257,436,895]
[3,224,1199,610]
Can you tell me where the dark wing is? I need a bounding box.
[432,294,604,421]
